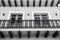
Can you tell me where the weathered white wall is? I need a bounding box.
[0,7,60,20]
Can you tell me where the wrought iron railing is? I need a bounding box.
[0,20,60,28]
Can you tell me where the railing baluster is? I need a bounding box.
[5,21,8,28]
[23,21,25,28]
[40,20,42,28]
[2,21,5,28]
[55,21,59,28]
[49,21,52,28]
[28,20,29,28]
[53,21,56,28]
[32,20,34,28]
[1,21,3,28]
[58,20,60,27]
[13,21,16,28]
[58,21,60,27]
[0,21,2,28]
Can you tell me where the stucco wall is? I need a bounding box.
[0,7,60,20]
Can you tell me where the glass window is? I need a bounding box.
[11,14,22,23]
[10,14,23,28]
[34,14,40,27]
[41,14,48,20]
[34,14,49,28]
[11,15,16,23]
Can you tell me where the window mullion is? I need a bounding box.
[40,15,42,28]
[16,15,18,20]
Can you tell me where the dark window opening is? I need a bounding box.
[34,14,49,28]
[10,14,22,28]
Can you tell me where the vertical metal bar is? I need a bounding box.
[33,0,35,7]
[36,31,40,38]
[0,21,2,28]
[44,31,49,38]
[49,21,52,28]
[28,20,29,28]
[58,20,60,27]
[0,21,1,28]
[1,0,5,7]
[52,31,59,38]
[1,21,3,28]
[18,31,21,38]
[27,0,29,7]
[8,0,11,7]
[3,21,6,28]
[32,21,34,28]
[21,0,23,7]
[27,31,30,38]
[5,21,8,28]
[14,0,17,7]
[8,31,13,38]
[50,0,54,6]
[40,20,42,28]
[0,31,4,38]
[39,0,41,7]
[23,21,25,28]
[45,0,48,7]
[53,21,56,28]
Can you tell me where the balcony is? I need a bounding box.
[0,20,60,28]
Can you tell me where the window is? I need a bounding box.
[41,14,48,20]
[41,14,49,27]
[34,14,40,27]
[34,14,48,20]
[11,15,16,23]
[34,14,49,28]
[10,13,22,28]
[18,15,22,23]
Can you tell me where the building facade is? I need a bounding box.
[0,0,60,40]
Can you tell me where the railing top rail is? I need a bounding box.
[0,20,60,21]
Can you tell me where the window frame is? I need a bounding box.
[32,11,51,20]
[33,11,51,28]
[8,11,24,20]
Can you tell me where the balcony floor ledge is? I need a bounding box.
[0,28,60,31]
